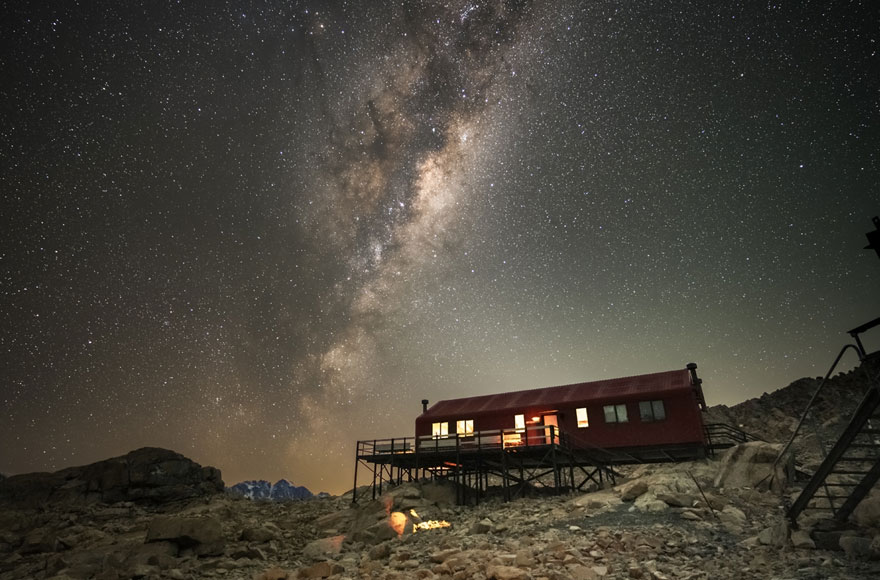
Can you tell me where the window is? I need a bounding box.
[639,400,666,422]
[514,414,525,433]
[432,422,449,438]
[456,419,474,435]
[503,432,522,447]
[603,404,628,423]
[576,407,589,428]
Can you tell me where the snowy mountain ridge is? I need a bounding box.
[227,479,314,501]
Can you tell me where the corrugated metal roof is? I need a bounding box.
[421,368,693,419]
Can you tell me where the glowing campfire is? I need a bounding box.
[388,509,451,537]
[414,519,452,532]
[410,509,451,533]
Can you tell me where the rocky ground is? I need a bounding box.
[2,441,880,580]
[2,359,879,579]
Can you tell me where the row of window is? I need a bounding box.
[432,419,474,437]
[596,400,666,425]
[431,400,665,436]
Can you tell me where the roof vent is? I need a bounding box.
[421,399,429,413]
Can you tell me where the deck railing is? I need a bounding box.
[357,424,566,457]
[703,422,762,454]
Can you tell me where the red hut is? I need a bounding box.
[415,363,707,459]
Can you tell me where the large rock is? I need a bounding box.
[487,564,530,580]
[298,560,345,578]
[145,515,225,556]
[713,442,790,493]
[620,481,648,502]
[346,499,398,545]
[657,492,696,508]
[852,488,880,528]
[757,521,790,547]
[791,529,815,549]
[302,535,344,561]
[0,448,224,507]
[839,535,879,560]
[420,481,457,507]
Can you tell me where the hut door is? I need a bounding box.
[543,414,559,444]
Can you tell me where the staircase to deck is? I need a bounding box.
[788,383,880,525]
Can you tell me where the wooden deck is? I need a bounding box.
[353,424,707,504]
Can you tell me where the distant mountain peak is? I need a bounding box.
[227,479,314,501]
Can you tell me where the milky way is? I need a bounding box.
[2,1,878,493]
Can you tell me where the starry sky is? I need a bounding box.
[2,1,878,494]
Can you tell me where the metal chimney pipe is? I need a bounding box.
[686,362,701,385]
[421,399,429,413]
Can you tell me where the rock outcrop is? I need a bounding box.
[705,358,879,469]
[0,447,223,507]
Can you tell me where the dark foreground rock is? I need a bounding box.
[0,447,223,508]
[4,446,880,580]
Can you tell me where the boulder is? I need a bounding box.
[348,516,401,545]
[633,497,669,513]
[469,518,494,534]
[368,542,392,560]
[19,527,59,555]
[240,524,280,543]
[713,442,791,493]
[567,563,601,579]
[620,481,648,502]
[717,506,748,533]
[852,488,880,528]
[125,541,180,569]
[839,535,879,560]
[757,521,790,547]
[430,548,461,563]
[254,566,292,580]
[298,560,345,578]
[791,529,815,549]
[420,481,457,507]
[812,530,848,552]
[656,492,695,508]
[302,536,344,561]
[229,545,267,560]
[144,515,225,556]
[487,564,530,580]
[314,508,355,533]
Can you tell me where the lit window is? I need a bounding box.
[576,407,589,428]
[432,422,449,438]
[514,414,525,433]
[503,432,522,447]
[456,419,474,435]
[603,404,628,423]
[639,400,666,422]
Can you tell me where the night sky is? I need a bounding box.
[2,1,878,494]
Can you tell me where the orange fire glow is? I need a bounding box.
[414,520,451,532]
[389,511,408,537]
[388,509,450,536]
